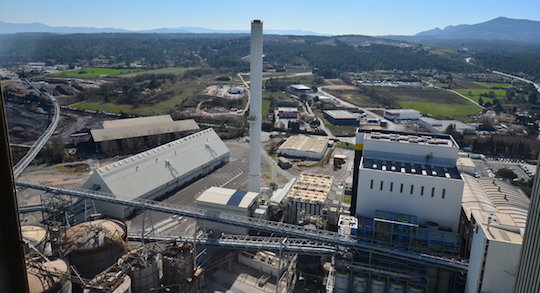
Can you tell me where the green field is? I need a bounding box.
[476,82,513,89]
[399,101,482,117]
[71,102,133,113]
[262,99,271,116]
[51,67,142,77]
[454,88,506,104]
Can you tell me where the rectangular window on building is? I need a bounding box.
[421,186,424,196]
[410,185,414,195]
[442,188,446,199]
[431,187,435,197]
[390,182,394,192]
[380,181,384,191]
[370,180,374,189]
[400,183,404,193]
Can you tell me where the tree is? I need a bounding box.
[478,97,484,106]
[495,168,517,180]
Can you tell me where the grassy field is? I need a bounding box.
[119,67,193,77]
[454,88,506,104]
[51,67,142,77]
[476,82,513,89]
[71,102,133,113]
[326,86,483,120]
[400,101,481,117]
[262,99,271,116]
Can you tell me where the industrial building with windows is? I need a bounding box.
[383,109,420,121]
[81,128,230,219]
[323,110,361,126]
[352,129,464,232]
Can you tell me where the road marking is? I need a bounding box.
[220,171,244,187]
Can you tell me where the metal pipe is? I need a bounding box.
[0,82,29,293]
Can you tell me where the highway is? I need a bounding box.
[13,80,60,178]
[492,70,540,94]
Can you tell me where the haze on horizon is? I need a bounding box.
[1,0,540,36]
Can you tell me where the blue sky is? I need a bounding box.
[2,0,539,36]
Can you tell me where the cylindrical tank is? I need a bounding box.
[370,275,386,293]
[426,221,439,230]
[64,219,127,278]
[27,257,72,293]
[129,253,161,293]
[162,243,194,286]
[333,268,350,292]
[388,279,405,293]
[352,272,368,293]
[84,273,132,293]
[22,225,48,254]
[408,284,426,293]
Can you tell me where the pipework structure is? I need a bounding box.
[248,19,263,193]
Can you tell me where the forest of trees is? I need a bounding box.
[4,33,540,79]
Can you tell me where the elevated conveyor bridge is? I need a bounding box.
[16,180,468,273]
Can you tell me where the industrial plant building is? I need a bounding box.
[278,135,329,160]
[276,107,299,119]
[383,109,420,121]
[323,110,361,126]
[81,128,230,219]
[284,173,344,228]
[459,174,529,292]
[352,129,464,232]
[196,186,260,235]
[289,84,311,93]
[418,116,476,135]
[91,115,200,156]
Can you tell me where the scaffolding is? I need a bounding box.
[354,210,461,257]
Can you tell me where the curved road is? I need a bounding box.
[13,80,60,178]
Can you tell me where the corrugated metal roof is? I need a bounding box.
[197,187,259,209]
[324,110,359,119]
[102,115,173,129]
[93,128,229,199]
[91,119,199,142]
[278,135,328,154]
[461,174,529,228]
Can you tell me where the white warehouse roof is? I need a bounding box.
[91,119,199,142]
[102,115,173,129]
[278,135,328,159]
[197,187,259,209]
[83,128,230,200]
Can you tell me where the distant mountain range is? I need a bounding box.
[0,21,323,36]
[384,17,540,45]
[2,17,540,45]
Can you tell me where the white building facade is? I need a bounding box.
[383,109,420,121]
[353,130,464,232]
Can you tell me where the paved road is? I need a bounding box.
[492,70,540,94]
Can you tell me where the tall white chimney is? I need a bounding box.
[248,20,263,193]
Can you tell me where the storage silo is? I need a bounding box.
[352,272,368,293]
[333,268,350,292]
[388,279,406,293]
[22,225,48,254]
[162,242,200,293]
[84,272,131,293]
[370,275,386,293]
[27,257,72,293]
[64,219,127,278]
[126,251,161,293]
